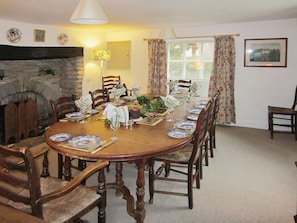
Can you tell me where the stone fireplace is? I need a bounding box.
[0,45,84,143]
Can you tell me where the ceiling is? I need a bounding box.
[0,0,297,32]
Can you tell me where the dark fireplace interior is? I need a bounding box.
[0,45,84,144]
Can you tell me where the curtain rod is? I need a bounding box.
[143,33,240,41]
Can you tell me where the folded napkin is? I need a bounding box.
[161,95,180,112]
[75,94,92,111]
[102,103,129,125]
[110,86,126,99]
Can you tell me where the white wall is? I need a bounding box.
[1,18,296,130]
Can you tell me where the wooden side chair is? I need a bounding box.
[201,98,215,169]
[169,79,192,94]
[268,85,297,140]
[202,88,222,166]
[49,95,78,123]
[0,144,109,223]
[102,75,121,94]
[148,103,209,209]
[49,95,84,179]
[102,75,129,96]
[210,88,222,150]
[89,88,110,109]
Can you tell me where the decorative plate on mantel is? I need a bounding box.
[6,27,22,43]
[57,33,68,45]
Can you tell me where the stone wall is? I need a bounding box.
[0,57,84,133]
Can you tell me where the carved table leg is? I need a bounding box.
[134,159,146,223]
[115,162,124,196]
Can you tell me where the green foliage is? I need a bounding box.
[150,97,166,111]
[136,96,167,116]
[137,96,151,108]
[104,118,111,126]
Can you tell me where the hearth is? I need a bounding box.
[0,45,84,144]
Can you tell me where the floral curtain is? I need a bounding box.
[208,35,236,124]
[147,39,167,95]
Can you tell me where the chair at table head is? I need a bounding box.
[49,95,77,123]
[89,88,110,109]
[169,79,192,94]
[102,75,129,96]
[0,144,108,222]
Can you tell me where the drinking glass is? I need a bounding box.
[80,106,88,124]
[166,107,174,122]
[110,118,120,141]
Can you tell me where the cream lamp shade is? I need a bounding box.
[159,27,176,39]
[70,0,109,24]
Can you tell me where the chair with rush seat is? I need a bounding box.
[148,103,210,209]
[49,95,86,179]
[268,85,297,140]
[0,144,109,223]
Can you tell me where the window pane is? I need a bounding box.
[168,61,183,79]
[203,42,214,60]
[169,43,183,60]
[203,62,213,79]
[167,39,214,81]
[185,43,201,60]
[186,61,200,79]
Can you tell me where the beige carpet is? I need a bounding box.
[45,125,297,223]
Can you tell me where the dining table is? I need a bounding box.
[44,97,203,223]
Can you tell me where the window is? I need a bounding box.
[167,38,214,80]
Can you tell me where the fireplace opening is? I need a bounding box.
[0,45,84,145]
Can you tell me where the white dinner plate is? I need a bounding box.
[65,112,84,120]
[123,96,137,101]
[167,129,189,139]
[195,105,206,109]
[50,133,72,142]
[68,135,101,149]
[187,108,202,115]
[186,114,199,121]
[199,100,209,105]
[174,120,196,130]
[87,109,99,115]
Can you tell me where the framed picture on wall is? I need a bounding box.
[34,29,45,42]
[244,38,287,67]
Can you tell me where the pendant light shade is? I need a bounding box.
[159,27,176,39]
[70,0,109,24]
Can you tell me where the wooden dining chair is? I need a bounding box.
[49,95,78,123]
[201,88,222,168]
[89,88,110,109]
[148,103,209,209]
[169,79,192,94]
[201,98,215,169]
[102,75,129,96]
[210,88,222,150]
[49,95,85,179]
[0,144,109,223]
[268,85,297,140]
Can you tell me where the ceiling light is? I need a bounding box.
[159,27,176,39]
[70,0,109,24]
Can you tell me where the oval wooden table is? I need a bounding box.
[44,106,193,223]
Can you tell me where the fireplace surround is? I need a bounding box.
[0,45,84,143]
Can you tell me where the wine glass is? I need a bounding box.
[110,118,120,141]
[80,106,88,124]
[166,107,175,122]
[132,88,139,97]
